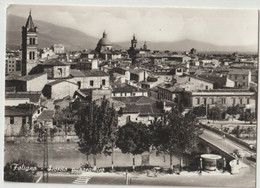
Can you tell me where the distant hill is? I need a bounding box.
[6,14,257,53]
[116,39,257,53]
[6,14,99,51]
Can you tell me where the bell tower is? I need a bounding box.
[131,34,137,49]
[21,10,38,76]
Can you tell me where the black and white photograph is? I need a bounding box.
[2,3,259,187]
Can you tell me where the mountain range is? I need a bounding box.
[6,14,257,53]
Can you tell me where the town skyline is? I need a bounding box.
[7,5,258,48]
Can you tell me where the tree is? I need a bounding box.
[75,98,118,169]
[4,159,37,182]
[192,105,206,117]
[149,106,202,172]
[226,105,242,120]
[54,106,76,135]
[116,122,151,170]
[208,106,222,121]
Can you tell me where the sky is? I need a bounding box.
[6,4,258,46]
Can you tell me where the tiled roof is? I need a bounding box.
[37,110,54,120]
[40,59,68,66]
[13,73,46,82]
[199,75,227,87]
[228,69,250,75]
[112,85,146,93]
[122,103,163,116]
[113,96,157,105]
[186,75,215,84]
[5,92,41,103]
[46,79,65,86]
[5,104,39,116]
[70,70,109,77]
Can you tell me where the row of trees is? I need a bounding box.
[74,97,203,171]
[193,104,256,123]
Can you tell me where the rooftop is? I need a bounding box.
[112,85,146,93]
[40,59,68,66]
[5,104,39,116]
[70,70,109,77]
[37,110,54,120]
[113,96,157,104]
[5,91,41,103]
[228,69,250,75]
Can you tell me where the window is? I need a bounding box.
[126,116,131,123]
[233,98,236,105]
[196,98,200,105]
[204,98,207,105]
[206,86,208,90]
[77,81,81,89]
[90,80,94,86]
[243,76,246,80]
[235,82,237,87]
[58,68,63,76]
[211,98,214,104]
[22,116,26,124]
[30,38,33,45]
[33,38,35,45]
[188,78,191,81]
[247,98,250,104]
[102,79,106,85]
[10,117,14,124]
[243,82,246,86]
[235,75,237,80]
[221,98,226,104]
[240,98,243,105]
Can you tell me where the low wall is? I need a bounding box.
[201,124,256,152]
[5,135,79,143]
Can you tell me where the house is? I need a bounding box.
[74,88,112,101]
[36,110,54,129]
[129,69,148,82]
[5,73,48,92]
[114,96,164,126]
[157,86,184,103]
[42,80,78,100]
[112,85,148,97]
[5,104,43,136]
[39,59,70,79]
[227,69,251,88]
[199,75,235,89]
[5,57,21,74]
[69,70,110,89]
[52,44,65,54]
[77,58,99,70]
[176,74,214,91]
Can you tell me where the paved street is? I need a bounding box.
[200,129,256,166]
[37,167,255,187]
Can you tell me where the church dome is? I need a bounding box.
[97,31,112,46]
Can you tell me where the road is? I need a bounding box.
[36,169,256,187]
[200,128,256,167]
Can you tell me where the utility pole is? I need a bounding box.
[43,127,49,183]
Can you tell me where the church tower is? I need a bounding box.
[131,34,137,49]
[143,41,147,50]
[21,10,38,76]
